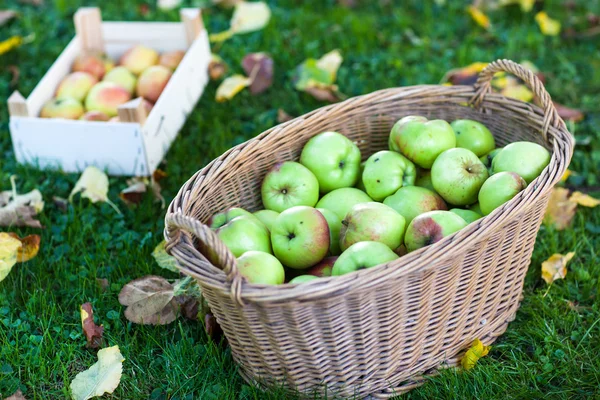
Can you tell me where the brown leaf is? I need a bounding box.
[6,233,40,262]
[0,10,17,27]
[242,52,273,94]
[118,276,178,325]
[277,109,294,123]
[96,278,109,292]
[52,196,68,212]
[119,181,146,205]
[543,187,577,230]
[305,86,341,102]
[205,312,223,340]
[152,169,167,183]
[4,389,27,400]
[208,54,227,81]
[8,65,19,86]
[337,0,357,7]
[175,295,199,320]
[0,186,44,229]
[554,102,584,122]
[80,302,104,349]
[212,0,242,7]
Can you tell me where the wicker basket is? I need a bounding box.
[164,60,573,398]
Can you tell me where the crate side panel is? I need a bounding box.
[103,22,188,57]
[9,117,148,176]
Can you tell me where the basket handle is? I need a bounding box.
[165,212,245,306]
[471,59,563,143]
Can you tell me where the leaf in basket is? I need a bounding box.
[210,1,271,43]
[152,240,180,273]
[69,345,124,400]
[541,252,575,285]
[467,5,491,30]
[5,390,27,400]
[118,276,179,325]
[553,102,584,122]
[294,50,344,102]
[543,187,577,230]
[0,232,22,282]
[461,338,490,370]
[0,10,17,27]
[69,166,120,214]
[535,11,561,36]
[216,75,251,102]
[0,176,44,229]
[242,53,273,94]
[569,191,600,208]
[208,53,228,81]
[80,302,104,349]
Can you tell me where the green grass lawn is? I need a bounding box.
[1,0,600,399]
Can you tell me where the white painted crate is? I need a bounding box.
[7,7,210,176]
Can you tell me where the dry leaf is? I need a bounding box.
[212,0,242,7]
[208,54,227,81]
[118,276,178,325]
[157,0,181,11]
[152,240,180,273]
[501,84,533,102]
[535,11,561,36]
[0,10,17,27]
[210,1,271,42]
[467,5,491,30]
[541,252,575,284]
[461,338,490,370]
[569,191,600,207]
[8,65,19,86]
[496,0,535,12]
[69,166,120,214]
[7,233,40,262]
[294,50,344,102]
[4,390,27,400]
[543,187,577,230]
[175,295,199,320]
[305,86,341,102]
[277,109,294,123]
[53,196,69,212]
[152,169,167,182]
[0,36,27,56]
[0,176,44,228]
[0,232,21,282]
[553,102,584,122]
[242,52,273,94]
[316,50,343,81]
[560,169,572,183]
[96,278,109,292]
[441,62,488,85]
[80,303,104,349]
[205,312,223,340]
[216,75,252,102]
[119,181,146,205]
[69,345,124,400]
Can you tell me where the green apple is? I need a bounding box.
[478,171,527,215]
[315,187,372,220]
[216,215,272,257]
[383,186,447,224]
[449,208,482,224]
[332,241,398,276]
[404,210,467,252]
[307,256,337,277]
[317,208,342,256]
[261,161,319,212]
[451,119,495,157]
[103,66,137,94]
[339,202,406,252]
[85,81,132,117]
[431,148,489,205]
[237,251,284,285]
[479,148,502,169]
[415,169,435,191]
[491,141,551,184]
[467,202,483,215]
[56,72,98,102]
[209,207,255,229]
[271,206,330,269]
[252,209,279,231]
[362,150,416,201]
[355,161,367,192]
[289,275,320,284]
[300,131,362,193]
[389,116,456,168]
[40,98,84,119]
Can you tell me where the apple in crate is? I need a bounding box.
[317,208,342,256]
[451,119,496,157]
[491,142,550,184]
[261,161,319,213]
[80,110,110,121]
[404,210,467,252]
[209,207,257,229]
[478,171,527,215]
[103,66,137,94]
[216,215,272,257]
[449,208,482,224]
[73,52,113,80]
[362,150,416,201]
[120,45,159,75]
[389,116,456,169]
[383,186,447,224]
[340,202,406,252]
[252,210,279,231]
[431,148,489,206]
[85,82,132,117]
[332,241,398,276]
[237,251,285,285]
[316,187,372,220]
[56,72,98,102]
[136,65,173,103]
[40,98,84,119]
[299,131,362,193]
[307,256,337,277]
[159,50,186,70]
[271,206,330,269]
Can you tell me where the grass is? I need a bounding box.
[1,0,600,398]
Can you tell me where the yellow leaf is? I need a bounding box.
[230,1,271,34]
[0,36,22,56]
[7,233,41,262]
[560,169,572,182]
[501,84,534,102]
[467,5,491,30]
[461,338,490,370]
[569,191,600,208]
[535,11,561,36]
[70,345,124,400]
[544,187,577,230]
[498,0,535,12]
[152,240,180,273]
[541,252,575,284]
[215,74,251,102]
[441,62,488,85]
[316,50,343,82]
[69,166,120,213]
[0,232,22,282]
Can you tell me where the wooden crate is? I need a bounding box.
[7,7,210,176]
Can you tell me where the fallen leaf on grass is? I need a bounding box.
[553,103,584,122]
[118,276,178,325]
[8,65,19,86]
[441,62,489,85]
[560,169,572,183]
[205,312,223,340]
[53,196,69,212]
[467,5,491,30]
[80,303,104,349]
[152,240,180,273]
[69,345,124,400]
[496,0,535,12]
[294,50,344,102]
[500,83,533,102]
[541,252,575,284]
[216,75,251,102]
[461,338,490,370]
[212,0,242,7]
[543,187,577,230]
[242,53,273,94]
[535,11,561,36]
[569,191,600,207]
[0,232,21,282]
[4,390,26,400]
[7,233,40,262]
[277,109,294,123]
[96,278,109,292]
[69,166,120,214]
[119,181,146,205]
[157,0,181,11]
[208,53,227,81]
[210,1,271,43]
[0,35,34,56]
[0,10,17,27]
[0,176,44,228]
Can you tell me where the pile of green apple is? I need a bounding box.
[210,116,551,285]
[40,45,185,122]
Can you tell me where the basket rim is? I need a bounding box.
[165,83,574,304]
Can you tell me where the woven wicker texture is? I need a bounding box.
[164,60,574,398]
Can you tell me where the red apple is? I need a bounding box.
[56,72,98,102]
[79,110,110,121]
[307,256,337,277]
[159,50,185,70]
[72,53,113,80]
[120,45,159,75]
[85,82,132,117]
[136,65,172,103]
